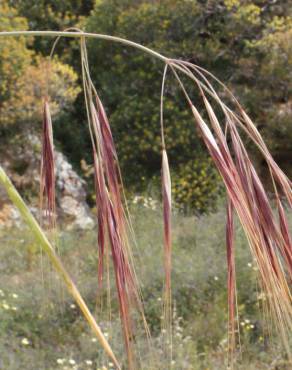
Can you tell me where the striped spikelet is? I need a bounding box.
[161,149,172,346]
[90,101,137,369]
[159,64,173,360]
[191,101,292,357]
[226,197,236,366]
[40,99,56,228]
[277,198,292,268]
[80,38,141,368]
[168,59,291,359]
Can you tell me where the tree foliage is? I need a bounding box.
[0,57,81,128]
[0,2,32,103]
[0,2,81,134]
[8,0,94,54]
[1,0,291,212]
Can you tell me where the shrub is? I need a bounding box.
[172,157,223,214]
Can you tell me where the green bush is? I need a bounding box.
[172,157,223,214]
[83,0,222,205]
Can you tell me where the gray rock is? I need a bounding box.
[0,135,94,230]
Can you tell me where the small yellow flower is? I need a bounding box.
[57,359,65,365]
[12,293,18,299]
[85,360,93,365]
[68,359,76,365]
[91,337,97,343]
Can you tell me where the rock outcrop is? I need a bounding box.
[0,135,94,229]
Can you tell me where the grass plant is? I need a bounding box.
[0,30,291,369]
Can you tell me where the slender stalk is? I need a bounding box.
[0,165,121,370]
[0,31,168,63]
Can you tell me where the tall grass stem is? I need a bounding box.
[0,165,120,370]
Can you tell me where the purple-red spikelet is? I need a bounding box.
[93,150,107,289]
[90,99,139,369]
[277,198,292,274]
[239,109,292,207]
[226,197,236,364]
[190,101,292,354]
[162,149,172,337]
[40,99,56,228]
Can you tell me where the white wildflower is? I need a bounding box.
[21,338,30,346]
[2,302,10,310]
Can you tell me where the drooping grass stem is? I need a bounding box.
[0,165,121,370]
[0,31,168,63]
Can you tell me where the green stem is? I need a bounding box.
[0,30,168,63]
[0,166,121,370]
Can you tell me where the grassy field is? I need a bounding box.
[0,202,290,369]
